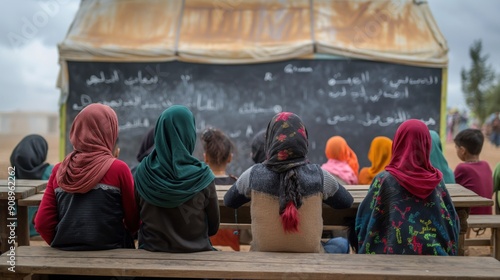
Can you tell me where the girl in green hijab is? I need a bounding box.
[134,105,219,252]
[429,130,455,183]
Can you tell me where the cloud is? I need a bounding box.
[0,39,60,111]
[1,0,79,48]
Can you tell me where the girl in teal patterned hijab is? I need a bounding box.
[134,105,215,208]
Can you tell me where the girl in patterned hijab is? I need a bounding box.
[224,112,353,253]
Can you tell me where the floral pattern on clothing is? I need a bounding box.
[356,171,459,255]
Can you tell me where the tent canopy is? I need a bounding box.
[58,0,448,96]
[59,0,447,66]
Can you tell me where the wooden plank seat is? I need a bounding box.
[464,215,500,260]
[1,246,500,280]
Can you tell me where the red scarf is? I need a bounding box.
[56,104,117,193]
[385,119,442,199]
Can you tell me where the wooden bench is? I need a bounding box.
[1,246,500,279]
[464,214,500,260]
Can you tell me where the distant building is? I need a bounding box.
[0,111,59,135]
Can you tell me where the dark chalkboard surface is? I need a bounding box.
[66,59,442,176]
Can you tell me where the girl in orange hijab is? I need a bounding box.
[321,136,359,185]
[358,136,392,184]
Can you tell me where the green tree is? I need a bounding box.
[461,40,495,126]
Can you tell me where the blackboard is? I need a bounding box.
[66,59,442,176]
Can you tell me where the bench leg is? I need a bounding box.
[493,228,500,261]
[17,206,30,246]
[457,208,469,256]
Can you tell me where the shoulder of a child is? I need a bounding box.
[455,162,467,171]
[52,162,61,173]
[110,159,129,171]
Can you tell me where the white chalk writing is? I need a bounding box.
[328,86,409,102]
[359,110,436,127]
[86,71,119,86]
[388,76,439,88]
[264,72,274,81]
[328,71,369,86]
[124,71,158,86]
[119,118,150,130]
[326,115,355,125]
[284,64,313,74]
[239,103,282,114]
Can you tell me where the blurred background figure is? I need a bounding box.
[358,136,392,185]
[10,134,54,238]
[321,136,359,185]
[251,130,266,164]
[131,128,155,175]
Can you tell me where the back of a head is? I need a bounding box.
[201,128,234,167]
[325,136,349,161]
[10,134,49,179]
[251,130,266,164]
[454,129,484,155]
[390,119,432,167]
[136,128,155,162]
[264,112,309,233]
[70,103,118,153]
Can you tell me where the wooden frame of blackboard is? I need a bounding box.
[58,57,447,176]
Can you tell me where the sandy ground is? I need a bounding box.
[2,134,499,256]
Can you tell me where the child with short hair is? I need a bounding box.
[454,129,493,215]
[201,127,240,250]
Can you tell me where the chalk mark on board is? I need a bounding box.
[359,110,436,127]
[239,102,282,114]
[119,118,150,130]
[86,71,119,86]
[328,71,369,86]
[326,115,355,125]
[284,64,313,74]
[124,71,158,86]
[388,76,439,88]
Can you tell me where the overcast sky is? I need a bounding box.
[0,0,499,113]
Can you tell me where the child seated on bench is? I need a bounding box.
[10,134,54,238]
[224,112,353,253]
[358,136,392,185]
[356,119,459,255]
[454,129,493,215]
[35,103,139,250]
[201,127,240,251]
[134,105,219,253]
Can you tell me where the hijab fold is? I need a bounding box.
[429,130,455,184]
[385,120,443,199]
[10,134,50,179]
[56,104,118,193]
[358,137,392,184]
[134,105,214,208]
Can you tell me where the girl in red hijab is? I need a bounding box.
[35,103,139,250]
[355,119,459,255]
